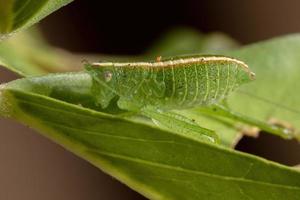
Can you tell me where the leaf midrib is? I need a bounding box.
[89,149,300,191]
[8,89,300,191]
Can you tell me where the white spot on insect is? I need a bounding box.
[104,71,113,82]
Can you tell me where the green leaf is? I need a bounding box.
[0,27,81,76]
[147,27,239,57]
[223,34,300,143]
[0,26,140,77]
[0,0,73,39]
[1,79,300,199]
[0,28,47,76]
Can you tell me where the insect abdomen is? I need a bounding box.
[152,60,252,109]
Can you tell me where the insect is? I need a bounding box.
[85,55,281,144]
[86,55,254,110]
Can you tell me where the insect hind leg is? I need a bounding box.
[141,106,219,144]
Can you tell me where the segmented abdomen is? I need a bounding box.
[148,58,253,109]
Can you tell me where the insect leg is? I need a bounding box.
[140,106,219,144]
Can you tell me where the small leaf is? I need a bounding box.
[0,27,138,77]
[0,80,300,200]
[0,27,81,76]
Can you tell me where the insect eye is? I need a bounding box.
[104,71,113,82]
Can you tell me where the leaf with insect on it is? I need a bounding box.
[194,35,300,145]
[1,74,300,200]
[147,28,242,146]
[154,31,300,146]
[1,31,300,199]
[86,55,255,145]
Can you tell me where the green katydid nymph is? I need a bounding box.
[85,55,295,144]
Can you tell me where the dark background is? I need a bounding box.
[40,0,300,54]
[1,0,300,200]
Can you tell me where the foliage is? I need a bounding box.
[0,1,300,200]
